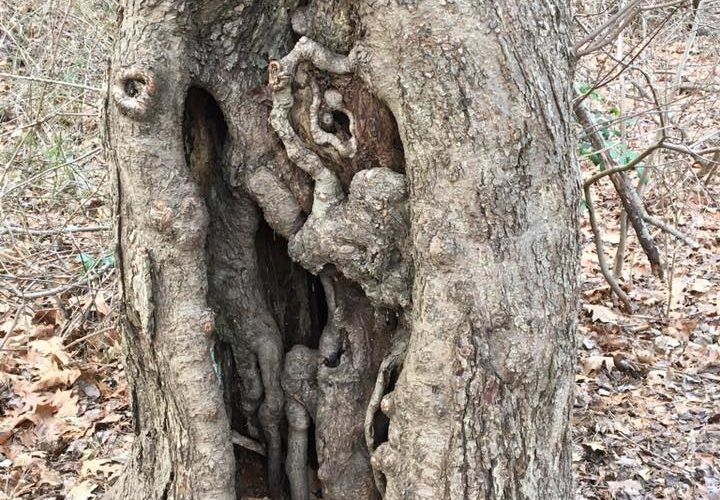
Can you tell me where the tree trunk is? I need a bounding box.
[105,1,578,500]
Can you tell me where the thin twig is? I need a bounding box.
[644,214,700,249]
[576,1,643,58]
[584,183,634,311]
[582,141,662,188]
[65,324,117,349]
[0,71,102,92]
[2,282,86,300]
[0,225,110,236]
[673,0,702,95]
[576,102,665,277]
[0,302,25,351]
[575,6,681,105]
[0,147,101,199]
[582,142,701,250]
[575,0,642,54]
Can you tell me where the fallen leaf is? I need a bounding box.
[647,369,670,385]
[0,312,33,334]
[29,337,71,365]
[94,292,111,317]
[81,457,122,477]
[48,390,79,418]
[584,304,621,324]
[67,480,97,500]
[582,440,606,452]
[608,479,642,497]
[690,278,712,294]
[39,467,62,487]
[581,356,615,375]
[31,364,81,391]
[32,308,62,326]
[31,324,55,339]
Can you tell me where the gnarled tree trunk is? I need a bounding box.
[104,1,578,499]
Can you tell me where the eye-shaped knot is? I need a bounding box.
[112,67,157,121]
[268,60,290,92]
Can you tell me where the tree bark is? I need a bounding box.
[353,3,578,497]
[105,1,578,499]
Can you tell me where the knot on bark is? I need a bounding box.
[268,60,290,92]
[264,37,411,309]
[112,66,157,121]
[370,443,398,474]
[288,167,411,308]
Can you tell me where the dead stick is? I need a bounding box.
[584,183,634,311]
[583,146,701,250]
[0,225,110,236]
[0,71,102,92]
[575,101,664,278]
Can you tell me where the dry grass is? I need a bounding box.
[0,1,128,498]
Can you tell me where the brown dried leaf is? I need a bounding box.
[32,308,63,326]
[31,363,81,391]
[29,337,71,365]
[584,304,621,324]
[48,390,79,418]
[607,479,642,497]
[690,278,712,294]
[80,457,122,477]
[581,355,615,375]
[67,480,97,500]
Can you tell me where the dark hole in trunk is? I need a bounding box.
[332,110,351,138]
[183,86,227,197]
[371,363,401,449]
[184,86,330,498]
[254,217,327,351]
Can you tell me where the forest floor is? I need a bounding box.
[0,1,718,499]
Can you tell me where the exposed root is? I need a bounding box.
[364,333,408,496]
[231,430,266,456]
[253,329,285,494]
[268,37,354,217]
[309,79,357,158]
[262,36,411,499]
[289,167,410,308]
[224,316,285,494]
[282,345,318,500]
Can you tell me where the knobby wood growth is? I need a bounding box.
[105,2,578,499]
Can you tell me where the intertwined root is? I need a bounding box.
[364,334,408,496]
[282,345,318,500]
[226,315,285,495]
[252,36,411,499]
[265,37,411,310]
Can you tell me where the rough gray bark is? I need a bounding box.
[353,4,578,497]
[105,1,578,499]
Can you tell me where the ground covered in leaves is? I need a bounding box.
[0,1,719,499]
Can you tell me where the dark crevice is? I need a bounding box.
[183,86,228,197]
[183,86,272,497]
[160,470,174,500]
[371,363,401,449]
[130,384,140,436]
[254,217,327,351]
[322,345,344,368]
[332,110,351,138]
[184,85,332,498]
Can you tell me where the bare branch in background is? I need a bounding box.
[575,0,644,57]
[0,225,110,235]
[0,71,102,92]
[575,101,665,278]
